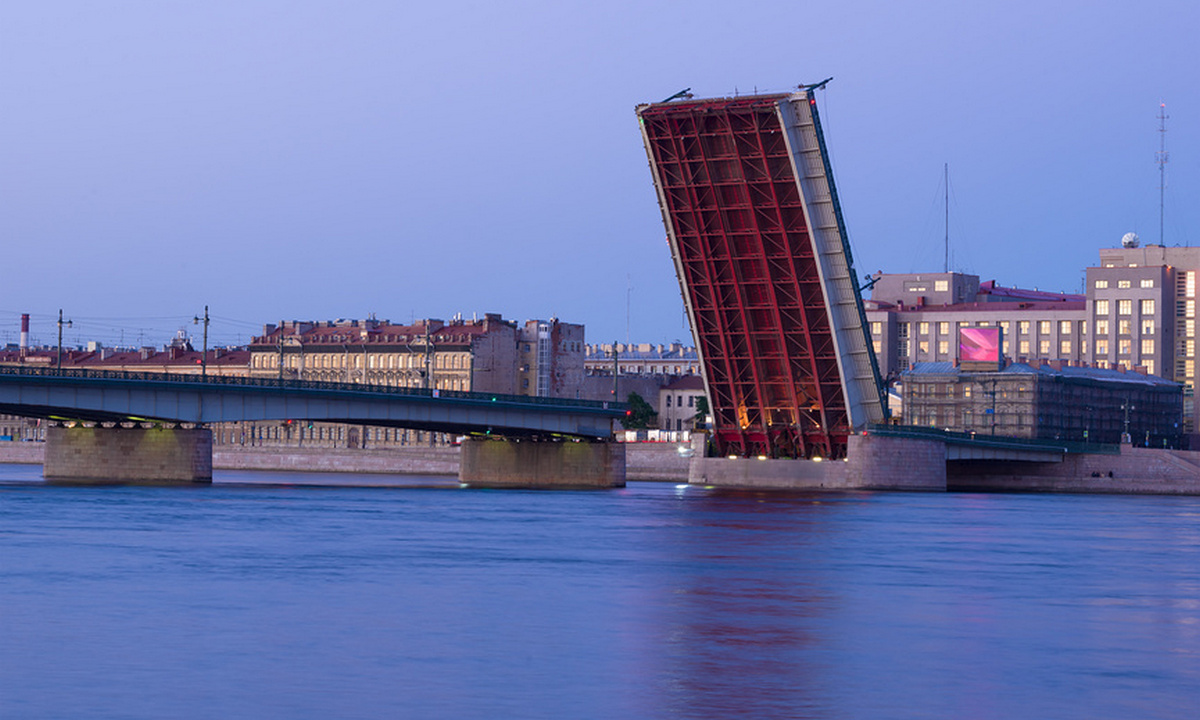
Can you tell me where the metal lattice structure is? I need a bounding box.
[637,87,885,458]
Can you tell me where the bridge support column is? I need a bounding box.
[459,438,625,489]
[44,426,213,484]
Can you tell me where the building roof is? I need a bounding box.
[977,281,1084,303]
[903,361,1182,389]
[663,375,705,391]
[867,300,1085,314]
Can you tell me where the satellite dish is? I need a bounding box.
[1121,232,1140,249]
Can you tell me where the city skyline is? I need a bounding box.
[3,1,1197,348]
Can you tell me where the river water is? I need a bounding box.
[1,464,1198,719]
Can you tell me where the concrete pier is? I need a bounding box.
[688,433,947,491]
[459,438,626,488]
[43,426,213,484]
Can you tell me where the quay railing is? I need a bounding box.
[866,424,1122,455]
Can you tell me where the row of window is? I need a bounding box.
[1095,279,1155,289]
[1095,299,1155,316]
[251,352,472,370]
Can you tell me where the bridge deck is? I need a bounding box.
[0,367,626,439]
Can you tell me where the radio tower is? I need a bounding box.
[1157,102,1169,246]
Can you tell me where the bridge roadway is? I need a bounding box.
[0,366,625,440]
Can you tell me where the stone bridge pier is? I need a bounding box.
[43,425,213,484]
[458,438,626,488]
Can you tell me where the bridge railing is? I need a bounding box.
[866,424,1121,455]
[0,365,627,414]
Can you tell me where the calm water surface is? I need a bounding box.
[1,464,1198,719]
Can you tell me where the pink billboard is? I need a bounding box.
[959,327,1001,363]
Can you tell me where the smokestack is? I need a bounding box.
[20,313,29,355]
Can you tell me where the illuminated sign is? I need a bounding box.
[959,327,1001,363]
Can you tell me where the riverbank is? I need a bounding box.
[0,441,693,482]
[5,440,1196,493]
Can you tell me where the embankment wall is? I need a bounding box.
[950,445,1200,495]
[0,440,689,482]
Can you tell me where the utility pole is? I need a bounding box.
[56,309,73,370]
[193,305,210,379]
[612,341,620,401]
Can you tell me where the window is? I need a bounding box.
[938,340,949,355]
[1081,340,1088,354]
[1081,320,1088,335]
[1118,319,1131,335]
[1039,321,1052,335]
[1141,279,1154,288]
[1097,339,1109,354]
[1039,340,1051,355]
[919,322,929,335]
[1019,321,1030,335]
[1059,320,1072,334]
[1096,300,1110,316]
[919,340,930,354]
[938,322,950,335]
[1061,340,1072,355]
[1144,359,1156,374]
[1119,339,1132,355]
[1118,280,1131,289]
[963,386,972,398]
[1096,319,1109,335]
[1118,300,1132,315]
[999,321,1010,334]
[1095,280,1109,289]
[1141,299,1155,315]
[935,280,949,292]
[1141,339,1155,355]
[666,396,672,407]
[872,340,882,354]
[870,322,882,335]
[1020,340,1030,355]
[1142,318,1155,335]
[688,396,694,407]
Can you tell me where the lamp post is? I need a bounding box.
[1121,399,1135,444]
[56,309,73,370]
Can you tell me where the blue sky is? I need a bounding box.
[2,1,1197,349]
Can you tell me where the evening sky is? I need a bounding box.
[1,1,1197,348]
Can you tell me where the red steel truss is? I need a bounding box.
[639,94,859,458]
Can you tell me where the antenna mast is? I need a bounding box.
[1157,102,1169,246]
[943,163,949,273]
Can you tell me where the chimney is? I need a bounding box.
[19,313,29,355]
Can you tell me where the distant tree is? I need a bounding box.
[623,391,658,430]
[692,395,709,429]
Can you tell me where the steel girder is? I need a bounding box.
[639,94,855,458]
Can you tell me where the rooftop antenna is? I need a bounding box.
[1156,102,1170,246]
[626,274,632,346]
[944,163,949,273]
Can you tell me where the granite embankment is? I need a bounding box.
[0,441,691,482]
